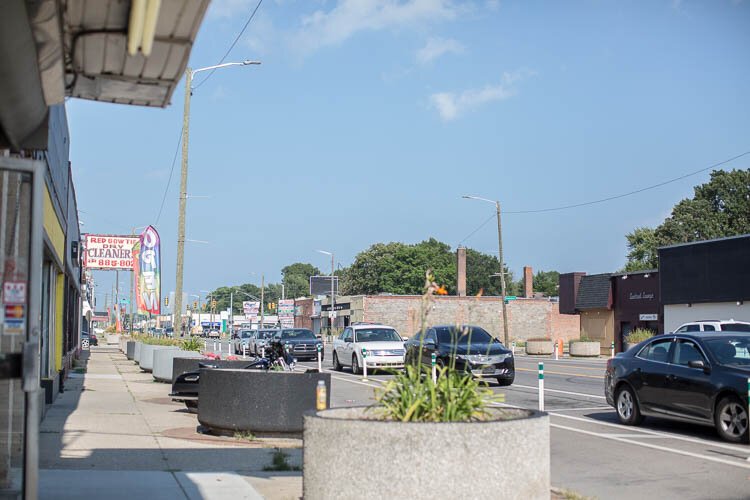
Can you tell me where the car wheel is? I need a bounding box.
[352,355,361,375]
[615,385,643,425]
[81,339,89,349]
[496,376,514,386]
[332,352,342,371]
[714,396,749,443]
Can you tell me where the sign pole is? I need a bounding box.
[538,362,544,412]
[361,347,368,381]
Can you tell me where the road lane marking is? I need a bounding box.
[550,413,750,454]
[516,367,604,379]
[546,406,612,412]
[551,423,750,470]
[510,384,607,400]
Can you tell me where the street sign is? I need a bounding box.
[328,311,337,319]
[505,296,517,300]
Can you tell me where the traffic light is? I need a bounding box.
[193,301,198,309]
[211,299,217,309]
[164,296,169,307]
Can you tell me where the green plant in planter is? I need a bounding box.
[570,336,596,344]
[181,337,203,352]
[141,336,178,346]
[626,328,654,344]
[369,271,503,423]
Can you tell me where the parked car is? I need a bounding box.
[270,328,323,361]
[404,325,515,386]
[673,320,750,333]
[232,330,255,354]
[332,324,405,374]
[605,332,750,443]
[81,332,97,348]
[250,329,278,355]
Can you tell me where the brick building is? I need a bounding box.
[301,295,579,342]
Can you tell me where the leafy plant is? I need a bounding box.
[234,430,255,441]
[626,328,654,343]
[570,336,597,344]
[527,337,552,342]
[263,449,300,471]
[181,337,203,352]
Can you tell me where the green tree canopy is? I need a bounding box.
[281,262,321,299]
[624,169,750,271]
[532,270,560,296]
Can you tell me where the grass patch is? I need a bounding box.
[233,430,255,441]
[263,449,300,471]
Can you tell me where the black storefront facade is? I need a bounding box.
[560,270,662,352]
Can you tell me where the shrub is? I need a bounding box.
[570,336,598,344]
[181,337,203,352]
[626,328,654,344]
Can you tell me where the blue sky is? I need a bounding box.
[69,0,750,302]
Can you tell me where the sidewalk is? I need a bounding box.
[39,344,303,500]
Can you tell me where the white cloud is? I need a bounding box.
[415,37,464,64]
[485,0,500,11]
[429,69,534,121]
[209,0,259,19]
[290,0,462,54]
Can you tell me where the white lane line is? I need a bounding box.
[329,373,382,389]
[510,384,607,400]
[550,413,750,454]
[546,406,612,412]
[551,423,750,470]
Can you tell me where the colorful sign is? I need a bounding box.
[134,226,161,315]
[278,299,295,328]
[242,301,260,315]
[83,234,140,270]
[2,282,26,305]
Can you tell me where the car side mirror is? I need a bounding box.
[316,335,322,340]
[687,360,710,373]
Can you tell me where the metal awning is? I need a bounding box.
[0,0,209,150]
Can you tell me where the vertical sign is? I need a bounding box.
[278,299,295,328]
[134,226,161,315]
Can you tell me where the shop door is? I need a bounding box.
[0,158,44,498]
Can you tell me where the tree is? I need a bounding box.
[623,169,750,270]
[532,270,560,296]
[464,249,519,296]
[281,262,321,299]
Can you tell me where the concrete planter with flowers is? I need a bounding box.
[153,350,203,383]
[303,406,549,499]
[140,345,180,372]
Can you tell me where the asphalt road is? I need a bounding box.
[289,350,750,500]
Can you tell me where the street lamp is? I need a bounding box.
[316,250,336,335]
[463,195,510,346]
[173,59,261,337]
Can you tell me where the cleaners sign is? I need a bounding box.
[84,234,140,270]
[133,226,161,315]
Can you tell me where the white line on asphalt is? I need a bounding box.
[329,373,382,389]
[545,406,612,412]
[550,413,750,455]
[510,384,607,399]
[551,423,750,470]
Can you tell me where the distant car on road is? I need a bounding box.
[270,328,323,362]
[206,329,221,338]
[232,330,255,354]
[332,324,406,374]
[250,329,277,355]
[404,325,515,386]
[605,331,750,443]
[673,320,750,333]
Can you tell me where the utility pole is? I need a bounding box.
[495,200,510,347]
[260,275,265,330]
[330,252,335,334]
[173,60,259,340]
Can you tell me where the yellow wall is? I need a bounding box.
[44,185,66,372]
[43,186,65,263]
[580,309,614,354]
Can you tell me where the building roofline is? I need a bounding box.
[657,233,750,250]
[610,269,658,277]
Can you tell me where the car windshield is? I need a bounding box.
[720,323,750,332]
[704,337,750,366]
[258,331,275,339]
[436,326,493,345]
[240,331,253,338]
[354,328,401,342]
[280,329,315,340]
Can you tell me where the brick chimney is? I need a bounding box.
[456,246,467,296]
[523,266,533,298]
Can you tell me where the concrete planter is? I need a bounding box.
[119,336,128,353]
[153,351,203,382]
[140,345,180,372]
[525,340,554,355]
[133,342,143,364]
[569,341,600,357]
[171,358,253,384]
[126,341,136,360]
[198,369,331,434]
[304,407,549,500]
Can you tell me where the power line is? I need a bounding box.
[192,0,264,91]
[505,150,749,214]
[458,150,749,244]
[155,127,183,226]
